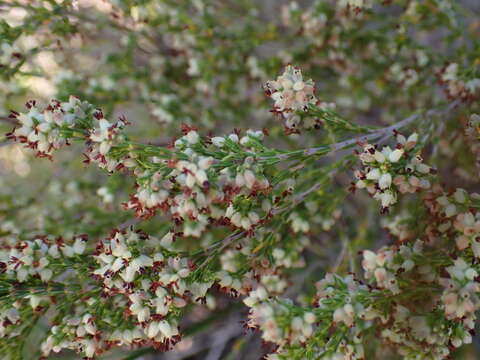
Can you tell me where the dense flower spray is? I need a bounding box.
[1,1,479,359]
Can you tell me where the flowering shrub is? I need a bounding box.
[353,133,434,212]
[0,1,480,359]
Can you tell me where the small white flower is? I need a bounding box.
[379,173,392,189]
[211,136,225,147]
[185,130,199,144]
[389,149,404,162]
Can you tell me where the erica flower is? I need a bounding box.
[264,65,317,131]
[354,132,433,212]
[6,97,93,159]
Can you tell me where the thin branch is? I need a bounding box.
[118,217,142,230]
[331,235,349,273]
[305,100,461,156]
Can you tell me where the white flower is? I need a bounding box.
[379,173,392,189]
[185,130,199,144]
[366,168,381,180]
[264,65,317,128]
[228,133,239,143]
[158,320,173,338]
[389,149,404,162]
[29,294,43,309]
[211,136,225,147]
[90,119,111,142]
[73,238,86,255]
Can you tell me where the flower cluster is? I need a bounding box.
[246,274,371,360]
[215,224,309,299]
[251,226,480,360]
[422,186,480,254]
[465,113,480,169]
[39,227,214,358]
[264,65,317,132]
[381,211,415,242]
[41,291,167,358]
[364,239,437,292]
[0,307,20,339]
[125,127,271,236]
[281,3,327,42]
[84,111,129,172]
[438,63,480,101]
[312,274,371,359]
[5,96,289,237]
[247,299,317,349]
[441,258,480,320]
[377,306,461,360]
[388,64,419,89]
[353,133,433,212]
[42,312,105,358]
[360,239,477,359]
[6,97,94,159]
[92,228,194,321]
[340,0,373,12]
[1,236,86,284]
[1,0,480,358]
[0,41,23,68]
